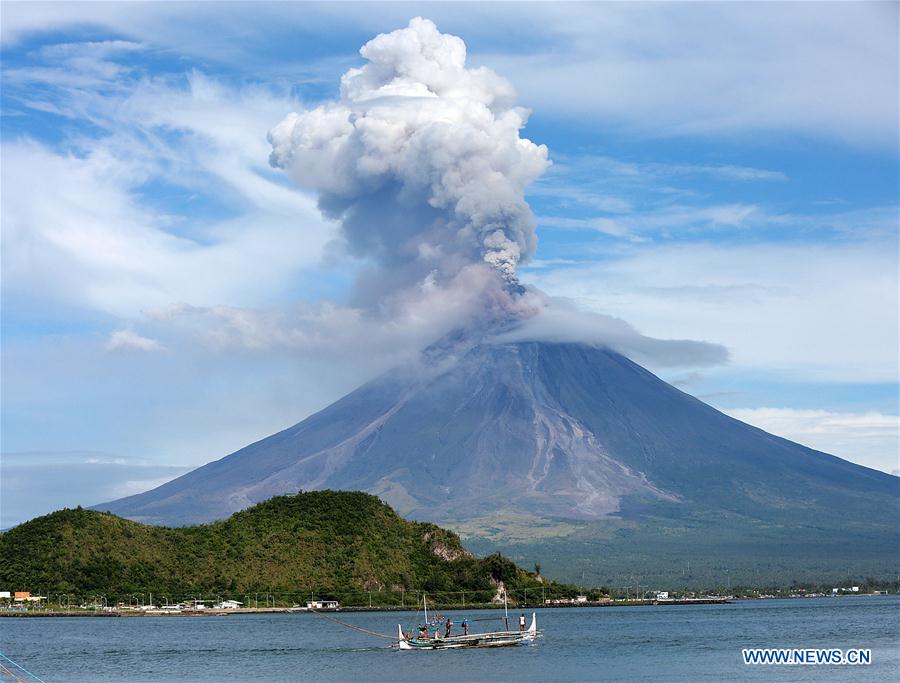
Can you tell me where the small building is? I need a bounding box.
[306,600,339,610]
[14,592,29,601]
[214,600,243,609]
[654,591,669,600]
[851,586,860,593]
[544,597,583,605]
[0,591,10,599]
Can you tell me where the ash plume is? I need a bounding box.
[263,18,727,368]
[269,17,548,322]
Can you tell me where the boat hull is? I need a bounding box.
[398,613,538,650]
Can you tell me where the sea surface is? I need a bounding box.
[1,596,898,682]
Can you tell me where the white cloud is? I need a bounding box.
[1,60,336,317]
[0,451,192,527]
[1,139,331,316]
[105,328,166,353]
[479,3,898,146]
[724,407,900,475]
[536,203,762,239]
[527,154,795,243]
[524,239,899,383]
[546,155,788,184]
[493,295,728,368]
[3,3,894,146]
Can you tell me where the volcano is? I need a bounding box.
[99,342,899,584]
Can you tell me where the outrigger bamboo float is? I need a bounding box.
[397,595,540,650]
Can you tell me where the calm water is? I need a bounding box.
[1,597,898,681]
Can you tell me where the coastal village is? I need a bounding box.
[1,586,888,617]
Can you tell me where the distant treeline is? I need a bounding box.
[0,491,580,598]
[27,587,601,610]
[702,579,900,598]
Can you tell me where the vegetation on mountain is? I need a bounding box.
[0,491,570,603]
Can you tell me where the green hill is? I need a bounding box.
[0,491,562,603]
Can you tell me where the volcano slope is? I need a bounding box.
[99,342,899,586]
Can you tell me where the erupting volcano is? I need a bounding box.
[98,19,898,585]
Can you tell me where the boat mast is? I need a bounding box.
[503,587,509,631]
[424,593,428,627]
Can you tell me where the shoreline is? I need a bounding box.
[4,593,891,618]
[1,598,731,617]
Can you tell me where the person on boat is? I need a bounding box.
[444,618,453,638]
[462,619,469,636]
[418,624,428,640]
[519,613,526,631]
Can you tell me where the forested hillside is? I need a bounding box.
[0,491,558,601]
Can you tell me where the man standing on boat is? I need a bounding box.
[519,613,526,631]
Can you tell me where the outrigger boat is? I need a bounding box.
[397,594,539,650]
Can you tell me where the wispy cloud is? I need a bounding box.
[523,239,899,384]
[1,44,336,318]
[0,451,192,528]
[479,3,898,146]
[105,328,167,353]
[4,3,895,145]
[723,407,900,475]
[536,203,764,239]
[528,151,794,244]
[549,155,788,184]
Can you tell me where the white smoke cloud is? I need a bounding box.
[146,263,544,363]
[268,17,549,297]
[264,17,729,367]
[492,295,730,368]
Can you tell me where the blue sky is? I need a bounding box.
[1,2,898,527]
